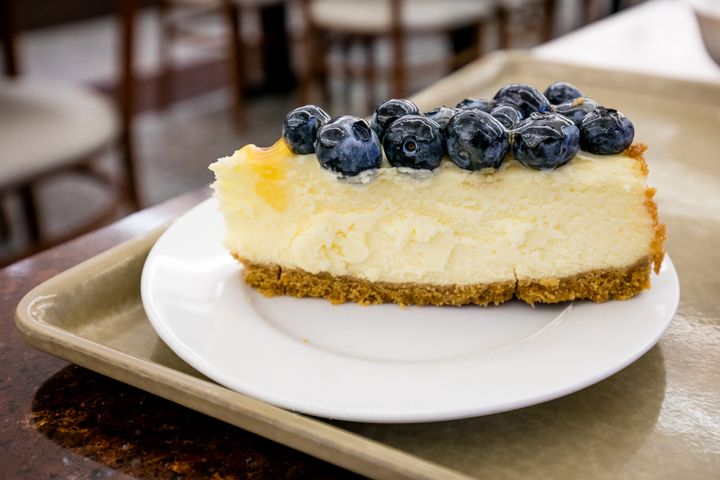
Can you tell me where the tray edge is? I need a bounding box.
[14,220,474,480]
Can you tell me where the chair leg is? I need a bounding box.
[449,24,477,62]
[475,18,487,60]
[448,20,484,72]
[297,0,316,105]
[222,0,245,130]
[119,127,140,211]
[298,30,318,106]
[0,197,10,244]
[389,32,405,98]
[297,29,312,105]
[118,0,141,210]
[363,37,376,114]
[584,0,612,23]
[305,29,332,107]
[18,185,41,245]
[498,6,511,50]
[318,32,331,105]
[542,0,558,42]
[388,0,405,98]
[341,36,353,111]
[299,26,330,106]
[1,0,20,76]
[156,0,175,109]
[258,2,295,93]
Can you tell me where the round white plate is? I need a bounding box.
[141,198,679,423]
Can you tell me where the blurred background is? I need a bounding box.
[0,0,670,265]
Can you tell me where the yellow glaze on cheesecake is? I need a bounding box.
[210,141,664,305]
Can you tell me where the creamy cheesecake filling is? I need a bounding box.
[210,142,657,286]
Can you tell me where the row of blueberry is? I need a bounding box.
[281,82,635,177]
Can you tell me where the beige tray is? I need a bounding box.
[16,51,720,479]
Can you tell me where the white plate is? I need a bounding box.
[141,198,679,423]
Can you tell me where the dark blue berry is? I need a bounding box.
[370,99,419,140]
[383,115,444,170]
[493,83,551,118]
[490,104,523,129]
[544,81,583,105]
[282,105,330,154]
[512,113,580,169]
[579,107,634,155]
[446,110,509,170]
[554,97,598,126]
[455,98,493,113]
[425,106,460,132]
[315,116,382,176]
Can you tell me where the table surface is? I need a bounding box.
[3,1,720,479]
[536,0,720,83]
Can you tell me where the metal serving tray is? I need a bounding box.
[16,52,720,479]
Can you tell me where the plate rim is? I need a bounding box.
[141,198,679,423]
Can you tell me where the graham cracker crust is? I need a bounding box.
[515,258,651,304]
[624,143,666,274]
[237,255,652,306]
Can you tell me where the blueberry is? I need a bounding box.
[544,81,583,105]
[493,83,551,118]
[554,97,598,126]
[455,98,493,113]
[425,106,460,132]
[446,110,509,170]
[315,116,382,176]
[282,105,330,154]
[579,107,634,155]
[511,112,580,169]
[370,99,419,140]
[383,115,444,170]
[490,104,523,129]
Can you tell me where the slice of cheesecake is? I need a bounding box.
[209,141,665,306]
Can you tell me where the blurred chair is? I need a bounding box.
[298,0,500,112]
[157,0,245,128]
[498,0,558,48]
[156,0,292,129]
[0,0,138,264]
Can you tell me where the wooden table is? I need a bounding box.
[2,1,719,478]
[0,188,360,479]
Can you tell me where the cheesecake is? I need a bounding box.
[209,83,665,306]
[210,142,664,306]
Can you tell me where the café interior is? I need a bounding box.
[2,1,720,479]
[0,0,649,265]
